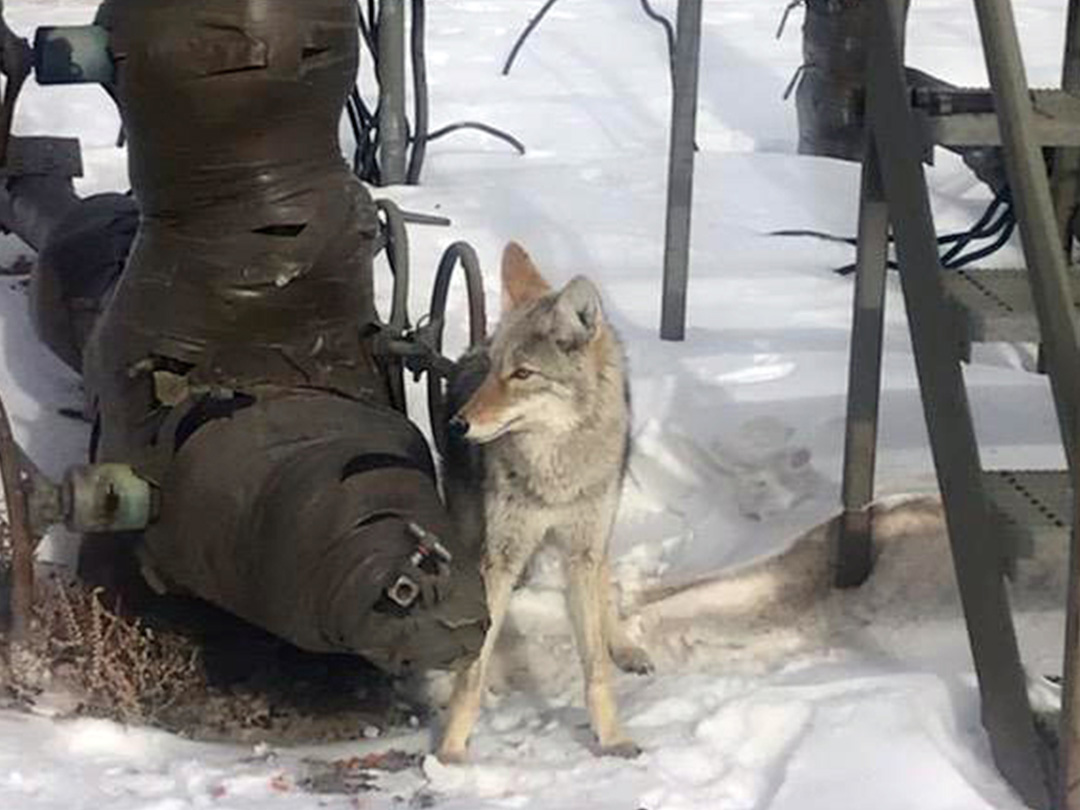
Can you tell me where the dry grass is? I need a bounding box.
[0,509,201,724]
[0,525,404,742]
[27,574,205,724]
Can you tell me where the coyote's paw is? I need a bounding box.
[434,745,468,765]
[598,739,643,759]
[610,644,654,676]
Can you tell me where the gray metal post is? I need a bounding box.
[378,0,409,185]
[836,140,889,588]
[1052,0,1080,252]
[1055,6,1080,807]
[1064,418,1080,809]
[866,0,1051,805]
[659,0,703,342]
[972,0,1080,465]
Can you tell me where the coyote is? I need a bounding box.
[435,242,652,763]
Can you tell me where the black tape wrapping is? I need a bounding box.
[73,0,486,673]
[795,0,870,162]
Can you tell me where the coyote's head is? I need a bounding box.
[451,242,612,444]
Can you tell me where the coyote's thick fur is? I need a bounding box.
[435,243,652,763]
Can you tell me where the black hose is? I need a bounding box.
[352,86,375,127]
[425,122,527,155]
[503,0,564,76]
[639,0,676,82]
[347,1,526,185]
[375,200,411,334]
[346,95,361,145]
[771,190,1018,275]
[375,199,411,412]
[426,242,487,457]
[357,0,378,55]
[938,191,1011,266]
[944,214,1016,269]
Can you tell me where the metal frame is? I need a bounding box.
[1052,2,1080,251]
[863,3,1051,803]
[973,0,1080,460]
[1062,423,1080,810]
[838,0,1080,804]
[1057,8,1080,807]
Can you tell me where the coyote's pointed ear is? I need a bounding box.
[553,276,603,349]
[501,241,551,312]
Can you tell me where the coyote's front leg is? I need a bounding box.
[564,547,640,757]
[436,525,539,763]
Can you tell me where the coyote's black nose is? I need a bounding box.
[448,416,469,438]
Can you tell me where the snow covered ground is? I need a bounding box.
[0,0,1073,808]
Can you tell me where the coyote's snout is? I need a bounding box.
[436,241,653,764]
[450,243,613,445]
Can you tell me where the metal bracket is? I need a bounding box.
[372,321,458,382]
[385,521,454,609]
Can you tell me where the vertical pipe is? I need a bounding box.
[659,0,703,342]
[836,140,889,588]
[377,0,408,185]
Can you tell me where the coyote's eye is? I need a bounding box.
[510,367,534,381]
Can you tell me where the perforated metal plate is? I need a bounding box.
[983,470,1071,557]
[944,267,1080,347]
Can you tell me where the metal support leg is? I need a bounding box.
[836,140,889,588]
[659,0,703,342]
[1052,0,1080,254]
[1058,6,1080,808]
[867,1,1051,806]
[378,0,409,185]
[1063,420,1080,809]
[972,0,1080,465]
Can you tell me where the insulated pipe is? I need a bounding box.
[12,0,488,675]
[0,172,135,371]
[0,175,79,251]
